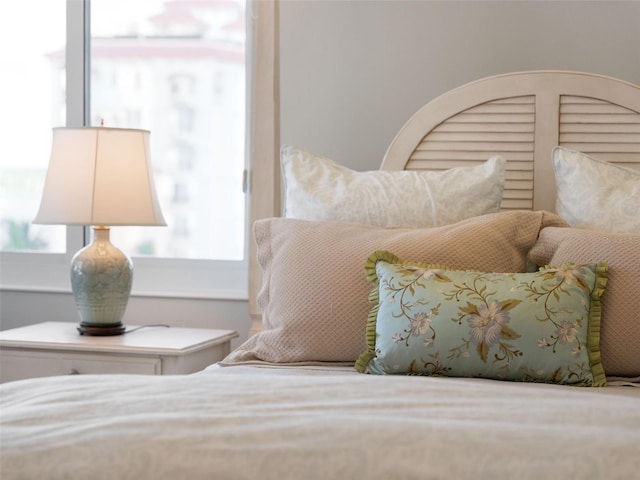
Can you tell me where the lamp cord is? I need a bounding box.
[124,324,170,334]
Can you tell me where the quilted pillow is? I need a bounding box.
[356,251,607,386]
[281,145,505,227]
[529,227,640,377]
[222,211,567,365]
[553,146,640,233]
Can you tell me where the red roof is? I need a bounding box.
[164,0,242,9]
[91,40,244,62]
[45,0,245,63]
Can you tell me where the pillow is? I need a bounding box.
[529,227,640,377]
[281,145,506,228]
[355,251,607,386]
[553,146,640,233]
[222,210,567,366]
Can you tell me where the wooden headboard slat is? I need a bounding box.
[502,201,534,209]
[446,113,536,123]
[503,190,533,200]
[409,156,535,169]
[425,132,533,142]
[560,133,640,143]
[561,146,640,156]
[435,123,534,133]
[418,142,534,152]
[506,169,534,178]
[561,114,640,124]
[405,157,534,168]
[555,124,640,133]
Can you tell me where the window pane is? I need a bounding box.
[0,0,66,253]
[90,0,246,260]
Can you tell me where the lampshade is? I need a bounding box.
[34,126,166,227]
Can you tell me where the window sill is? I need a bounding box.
[0,284,248,302]
[1,251,248,302]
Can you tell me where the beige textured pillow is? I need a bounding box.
[529,227,640,377]
[223,211,567,365]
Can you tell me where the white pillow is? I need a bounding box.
[281,145,505,228]
[553,146,640,233]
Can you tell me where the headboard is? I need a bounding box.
[382,71,640,213]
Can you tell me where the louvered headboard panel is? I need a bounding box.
[406,96,536,210]
[559,95,640,168]
[383,71,640,213]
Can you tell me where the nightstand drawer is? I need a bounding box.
[1,349,160,382]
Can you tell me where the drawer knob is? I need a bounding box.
[68,369,80,375]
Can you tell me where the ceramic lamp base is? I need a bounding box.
[71,226,133,336]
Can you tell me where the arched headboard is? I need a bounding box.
[382,71,640,212]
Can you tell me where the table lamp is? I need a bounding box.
[33,125,166,336]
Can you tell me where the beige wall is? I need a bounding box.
[279,0,640,171]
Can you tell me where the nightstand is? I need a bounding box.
[0,322,239,383]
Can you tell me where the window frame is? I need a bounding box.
[246,0,280,333]
[0,0,250,301]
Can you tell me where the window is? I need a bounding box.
[0,0,249,299]
[91,0,246,263]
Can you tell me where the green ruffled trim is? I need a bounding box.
[353,284,380,372]
[587,262,608,387]
[363,250,399,285]
[356,251,396,373]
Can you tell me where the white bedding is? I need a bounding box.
[1,365,639,480]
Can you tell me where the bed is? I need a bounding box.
[2,71,639,479]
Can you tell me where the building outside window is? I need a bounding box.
[89,0,246,261]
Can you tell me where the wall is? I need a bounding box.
[279,0,640,171]
[2,0,639,343]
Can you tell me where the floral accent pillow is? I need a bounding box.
[356,251,608,386]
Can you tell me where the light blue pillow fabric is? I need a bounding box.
[356,251,608,386]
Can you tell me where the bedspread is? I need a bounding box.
[1,366,639,479]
